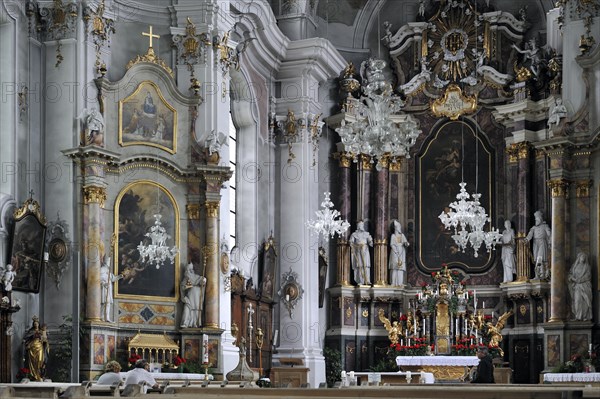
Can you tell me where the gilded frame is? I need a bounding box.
[114,180,180,302]
[118,81,177,154]
[9,198,47,293]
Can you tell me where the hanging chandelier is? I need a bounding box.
[306,192,350,241]
[137,213,179,269]
[336,58,421,169]
[438,182,502,257]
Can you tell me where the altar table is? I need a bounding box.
[396,356,479,381]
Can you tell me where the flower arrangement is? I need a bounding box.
[174,355,186,367]
[451,338,501,358]
[552,352,598,373]
[16,367,32,381]
[128,353,142,367]
[391,338,432,356]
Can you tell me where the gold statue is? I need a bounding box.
[23,316,50,381]
[485,310,513,356]
[342,62,357,79]
[378,309,401,345]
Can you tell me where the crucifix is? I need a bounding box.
[142,25,160,49]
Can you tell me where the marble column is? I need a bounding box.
[548,178,569,322]
[574,180,592,253]
[335,152,352,286]
[515,142,533,282]
[204,200,220,329]
[83,185,107,322]
[374,155,390,286]
[355,154,372,285]
[388,157,404,223]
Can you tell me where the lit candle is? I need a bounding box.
[202,334,209,363]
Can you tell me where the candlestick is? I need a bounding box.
[202,334,209,363]
[482,301,485,309]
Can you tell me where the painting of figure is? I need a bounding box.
[10,207,46,293]
[416,120,495,273]
[119,81,177,153]
[115,181,179,300]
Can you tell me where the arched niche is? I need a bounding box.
[415,119,497,274]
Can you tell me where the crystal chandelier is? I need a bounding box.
[306,192,350,241]
[336,58,421,168]
[137,213,179,269]
[438,182,502,257]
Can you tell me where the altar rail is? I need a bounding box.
[1,382,598,398]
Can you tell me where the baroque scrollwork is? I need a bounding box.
[83,0,115,76]
[45,212,71,290]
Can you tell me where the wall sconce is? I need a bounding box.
[278,268,304,318]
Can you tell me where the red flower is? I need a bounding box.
[174,355,186,366]
[128,353,142,364]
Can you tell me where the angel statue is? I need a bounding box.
[378,309,401,345]
[469,310,485,331]
[406,311,419,336]
[485,310,514,356]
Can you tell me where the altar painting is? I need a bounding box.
[416,120,495,273]
[119,81,177,154]
[115,181,179,300]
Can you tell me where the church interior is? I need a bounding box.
[0,0,598,391]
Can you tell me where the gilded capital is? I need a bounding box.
[359,154,372,170]
[517,142,530,160]
[377,154,390,169]
[334,151,353,168]
[506,143,519,163]
[186,203,201,220]
[83,186,107,207]
[548,178,569,198]
[576,180,592,198]
[205,201,220,218]
[389,157,403,171]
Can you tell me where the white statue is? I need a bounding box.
[1,264,15,292]
[350,221,373,285]
[511,38,542,79]
[548,98,567,129]
[525,210,551,279]
[77,108,105,146]
[205,130,226,156]
[568,252,592,321]
[500,221,516,283]
[388,220,409,286]
[100,255,123,322]
[180,262,207,328]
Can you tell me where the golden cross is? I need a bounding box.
[142,25,160,48]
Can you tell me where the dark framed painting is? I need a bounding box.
[416,120,496,273]
[10,198,47,293]
[114,181,179,301]
[119,81,177,154]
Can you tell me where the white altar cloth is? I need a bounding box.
[396,355,479,367]
[353,371,435,384]
[543,373,600,383]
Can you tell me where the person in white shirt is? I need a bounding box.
[96,361,123,385]
[124,359,158,392]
